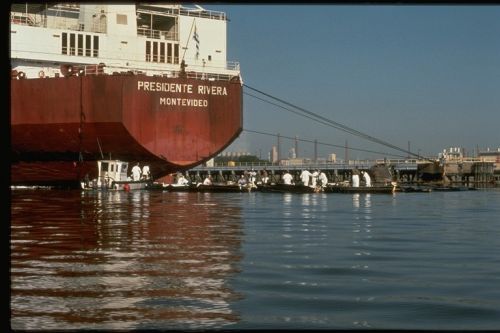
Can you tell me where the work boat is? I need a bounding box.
[81,159,152,190]
[11,3,243,187]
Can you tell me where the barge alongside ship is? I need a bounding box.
[11,3,243,186]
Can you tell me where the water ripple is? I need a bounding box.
[11,189,500,330]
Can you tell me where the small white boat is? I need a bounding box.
[81,159,152,191]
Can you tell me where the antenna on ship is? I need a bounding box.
[181,16,198,63]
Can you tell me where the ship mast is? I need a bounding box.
[180,17,197,76]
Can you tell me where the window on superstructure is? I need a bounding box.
[93,36,99,57]
[62,32,67,54]
[152,42,158,62]
[61,32,97,58]
[167,43,172,64]
[160,42,165,62]
[174,44,179,64]
[69,33,75,55]
[116,14,127,25]
[146,41,151,61]
[85,35,91,56]
[77,34,83,56]
[144,41,172,63]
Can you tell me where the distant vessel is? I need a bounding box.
[81,159,152,191]
[11,3,243,186]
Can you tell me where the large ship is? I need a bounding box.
[10,3,243,186]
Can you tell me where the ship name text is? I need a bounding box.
[137,81,227,109]
[159,98,208,107]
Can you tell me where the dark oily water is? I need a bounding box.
[230,191,500,329]
[11,190,244,330]
[10,189,500,330]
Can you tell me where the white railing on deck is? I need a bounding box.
[137,27,178,41]
[11,13,41,27]
[16,63,240,82]
[10,12,106,33]
[137,6,226,21]
[180,8,226,21]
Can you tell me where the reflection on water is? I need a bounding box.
[351,194,373,328]
[11,190,243,330]
[11,189,500,330]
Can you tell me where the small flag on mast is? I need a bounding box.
[193,24,199,59]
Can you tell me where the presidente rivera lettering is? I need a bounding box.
[137,81,228,109]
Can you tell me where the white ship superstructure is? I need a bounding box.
[10,3,240,80]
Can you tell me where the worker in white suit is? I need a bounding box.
[362,171,372,187]
[142,165,150,179]
[131,163,142,181]
[283,171,294,185]
[311,170,319,187]
[300,169,312,186]
[318,171,328,188]
[177,174,189,185]
[352,168,360,187]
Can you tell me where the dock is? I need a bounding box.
[178,158,497,187]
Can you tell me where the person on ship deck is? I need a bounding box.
[131,163,142,181]
[203,175,213,185]
[176,174,189,186]
[311,170,319,188]
[238,175,247,187]
[249,169,257,186]
[260,169,269,184]
[142,165,151,180]
[300,169,312,186]
[352,168,360,187]
[318,170,328,188]
[283,171,294,185]
[361,171,372,187]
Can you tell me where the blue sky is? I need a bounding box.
[205,4,500,160]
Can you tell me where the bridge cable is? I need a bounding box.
[243,90,412,159]
[243,84,428,160]
[243,92,421,160]
[243,128,409,159]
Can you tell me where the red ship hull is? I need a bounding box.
[11,74,242,186]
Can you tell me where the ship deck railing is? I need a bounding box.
[66,64,240,82]
[192,160,424,173]
[11,12,209,39]
[442,157,492,163]
[137,27,178,41]
[179,8,226,21]
[185,61,240,72]
[10,12,106,33]
[137,5,227,21]
[183,72,238,81]
[10,13,41,27]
